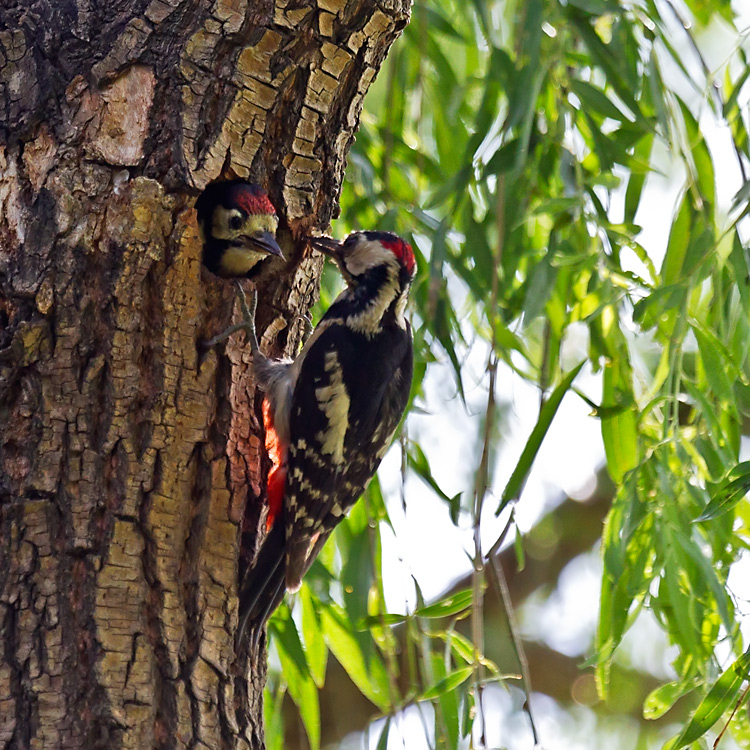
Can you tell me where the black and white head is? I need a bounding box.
[196,180,284,278]
[309,231,416,333]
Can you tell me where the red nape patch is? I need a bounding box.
[232,184,276,217]
[382,238,416,276]
[263,400,285,531]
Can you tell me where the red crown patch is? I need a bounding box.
[231,183,276,217]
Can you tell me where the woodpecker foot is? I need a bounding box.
[203,282,261,350]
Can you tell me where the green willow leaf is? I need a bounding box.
[624,133,654,223]
[643,680,688,720]
[661,193,692,285]
[321,604,390,712]
[691,324,736,403]
[600,360,638,483]
[415,589,473,619]
[300,586,327,689]
[568,14,651,132]
[271,612,321,750]
[358,612,409,629]
[498,361,585,514]
[421,667,474,701]
[567,0,621,14]
[698,462,750,521]
[421,6,466,40]
[571,79,628,121]
[263,684,287,750]
[441,630,479,665]
[438,671,461,750]
[667,647,750,748]
[677,97,715,210]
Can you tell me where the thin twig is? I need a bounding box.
[469,176,506,747]
[480,177,541,747]
[486,509,516,561]
[713,683,750,749]
[470,355,493,746]
[487,551,540,746]
[479,426,540,744]
[366,518,401,714]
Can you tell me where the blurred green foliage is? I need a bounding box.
[266,0,750,747]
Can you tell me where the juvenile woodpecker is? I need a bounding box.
[195,180,284,277]
[238,231,416,639]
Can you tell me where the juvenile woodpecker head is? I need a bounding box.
[196,180,284,278]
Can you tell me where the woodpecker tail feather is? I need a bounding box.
[285,530,333,593]
[237,521,286,645]
[249,577,286,650]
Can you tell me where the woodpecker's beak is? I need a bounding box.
[245,231,285,259]
[307,235,343,260]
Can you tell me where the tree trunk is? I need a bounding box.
[0,1,409,747]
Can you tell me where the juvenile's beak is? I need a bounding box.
[247,231,285,259]
[307,235,342,260]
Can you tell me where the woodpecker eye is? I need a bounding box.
[228,214,244,231]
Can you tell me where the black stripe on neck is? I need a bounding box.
[325,265,394,321]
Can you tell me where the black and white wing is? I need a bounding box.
[283,320,413,590]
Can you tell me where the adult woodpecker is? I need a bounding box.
[238,231,416,641]
[195,180,284,277]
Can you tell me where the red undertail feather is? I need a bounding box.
[263,399,285,531]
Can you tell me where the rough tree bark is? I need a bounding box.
[0,1,410,747]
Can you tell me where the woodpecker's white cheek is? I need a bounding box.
[314,351,350,464]
[393,289,409,330]
[344,239,398,276]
